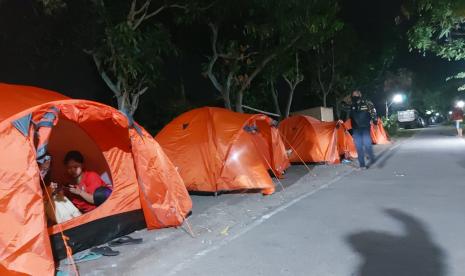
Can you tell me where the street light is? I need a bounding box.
[385,93,405,117]
[456,100,465,108]
[392,94,403,104]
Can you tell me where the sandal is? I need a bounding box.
[90,246,120,256]
[108,235,143,247]
[62,251,102,264]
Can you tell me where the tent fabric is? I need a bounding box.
[155,107,290,195]
[279,115,356,164]
[370,118,390,144]
[337,125,358,159]
[0,83,192,276]
[344,118,390,145]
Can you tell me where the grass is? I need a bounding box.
[390,128,420,138]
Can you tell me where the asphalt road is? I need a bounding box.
[168,126,465,276]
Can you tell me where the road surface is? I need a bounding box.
[77,126,464,276]
[168,126,464,276]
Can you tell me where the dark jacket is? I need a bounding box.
[343,99,377,129]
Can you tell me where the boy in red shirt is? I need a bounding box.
[64,151,112,213]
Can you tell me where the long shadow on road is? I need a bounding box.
[346,209,446,276]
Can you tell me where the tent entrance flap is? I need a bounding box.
[47,118,112,185]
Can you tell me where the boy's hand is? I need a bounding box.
[68,185,81,196]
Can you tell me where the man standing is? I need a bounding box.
[344,90,378,169]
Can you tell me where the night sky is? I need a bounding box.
[342,0,465,93]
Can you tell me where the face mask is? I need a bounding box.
[352,96,360,102]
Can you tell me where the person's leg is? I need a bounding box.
[363,128,376,166]
[353,129,366,168]
[456,121,461,136]
[459,122,463,137]
[93,186,112,206]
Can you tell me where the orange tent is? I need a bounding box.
[337,125,358,159]
[0,83,192,276]
[370,118,390,144]
[155,107,290,195]
[344,118,390,145]
[279,115,356,164]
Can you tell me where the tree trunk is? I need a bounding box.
[180,76,187,104]
[323,93,327,108]
[235,90,244,113]
[335,99,341,119]
[117,91,132,115]
[284,87,295,118]
[223,89,232,110]
[282,53,303,118]
[270,81,282,116]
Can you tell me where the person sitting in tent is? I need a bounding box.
[64,150,112,213]
[38,154,82,225]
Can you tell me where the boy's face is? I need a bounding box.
[66,160,83,178]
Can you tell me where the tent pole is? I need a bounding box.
[250,134,286,195]
[280,134,313,174]
[242,105,281,118]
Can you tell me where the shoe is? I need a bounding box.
[108,236,143,247]
[90,246,120,256]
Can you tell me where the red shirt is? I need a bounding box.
[452,108,464,121]
[67,171,108,213]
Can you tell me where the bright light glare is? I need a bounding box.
[457,100,465,108]
[230,148,245,162]
[230,151,240,161]
[435,113,440,116]
[449,111,453,115]
[392,94,403,103]
[426,111,432,115]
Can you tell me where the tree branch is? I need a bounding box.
[144,4,188,22]
[198,1,217,11]
[316,64,325,96]
[130,86,148,115]
[283,74,292,89]
[238,33,303,94]
[206,23,225,93]
[327,40,335,94]
[218,51,259,60]
[269,80,281,116]
[91,54,121,97]
[226,71,234,93]
[134,0,150,16]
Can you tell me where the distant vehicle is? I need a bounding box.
[425,113,444,125]
[397,109,427,129]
